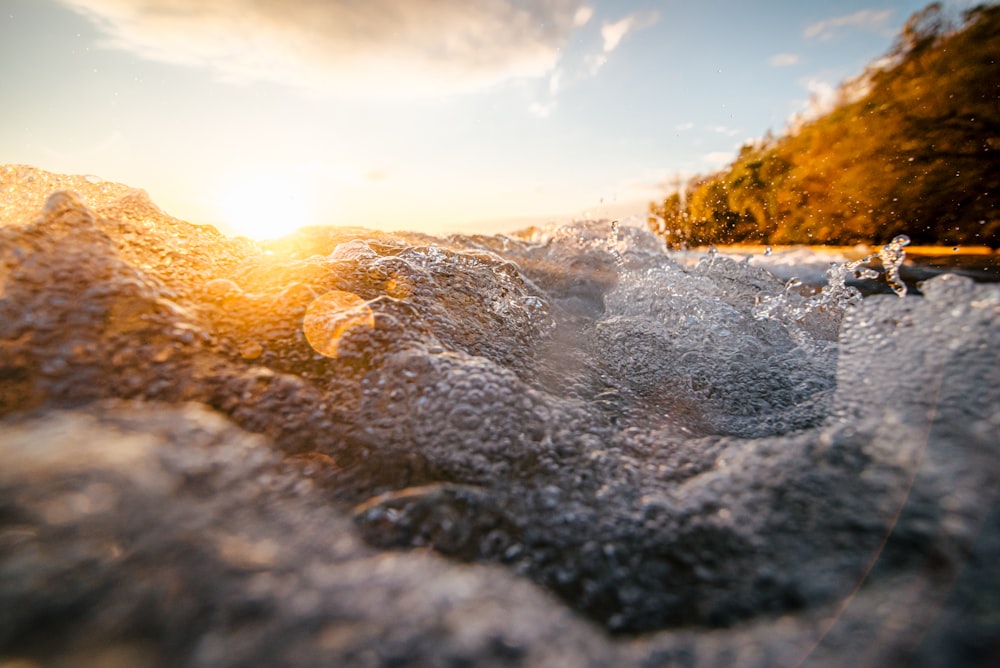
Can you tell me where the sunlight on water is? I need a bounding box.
[3,166,998,661]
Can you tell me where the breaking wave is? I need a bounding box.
[1,165,998,664]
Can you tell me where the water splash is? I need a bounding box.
[878,234,911,297]
[753,235,911,322]
[695,246,720,271]
[752,277,803,321]
[606,220,624,264]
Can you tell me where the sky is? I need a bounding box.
[0,0,983,239]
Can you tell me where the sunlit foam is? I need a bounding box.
[215,171,313,240]
[302,290,375,358]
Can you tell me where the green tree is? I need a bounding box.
[648,2,1000,247]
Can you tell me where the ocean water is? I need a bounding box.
[1,165,999,662]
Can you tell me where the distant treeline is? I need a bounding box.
[649,3,1000,247]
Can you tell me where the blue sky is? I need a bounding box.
[0,0,980,238]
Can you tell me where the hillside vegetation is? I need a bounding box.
[650,3,1000,247]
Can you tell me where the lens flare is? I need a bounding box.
[302,290,375,358]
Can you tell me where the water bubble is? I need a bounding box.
[302,290,375,358]
[204,278,242,301]
[239,340,264,360]
[695,246,720,271]
[40,190,95,224]
[752,276,804,320]
[385,277,413,299]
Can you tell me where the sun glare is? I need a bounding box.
[216,172,314,240]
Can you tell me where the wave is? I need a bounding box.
[2,165,998,665]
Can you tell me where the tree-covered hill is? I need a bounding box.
[649,3,1000,247]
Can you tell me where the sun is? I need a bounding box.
[215,171,314,240]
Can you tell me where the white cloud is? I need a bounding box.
[601,16,634,52]
[804,9,892,40]
[585,53,609,75]
[529,68,563,118]
[579,10,657,76]
[600,11,658,53]
[769,53,800,67]
[674,122,695,132]
[786,78,840,130]
[528,9,656,117]
[548,69,562,95]
[529,101,556,118]
[709,125,741,137]
[57,0,585,98]
[703,151,735,166]
[802,79,838,117]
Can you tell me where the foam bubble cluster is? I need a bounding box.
[1,167,998,662]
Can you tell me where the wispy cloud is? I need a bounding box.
[804,9,893,40]
[709,125,741,137]
[786,78,839,130]
[769,53,800,67]
[601,16,634,52]
[529,101,556,118]
[580,10,658,76]
[57,0,584,98]
[529,69,563,118]
[600,11,659,53]
[531,8,657,117]
[573,5,594,27]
